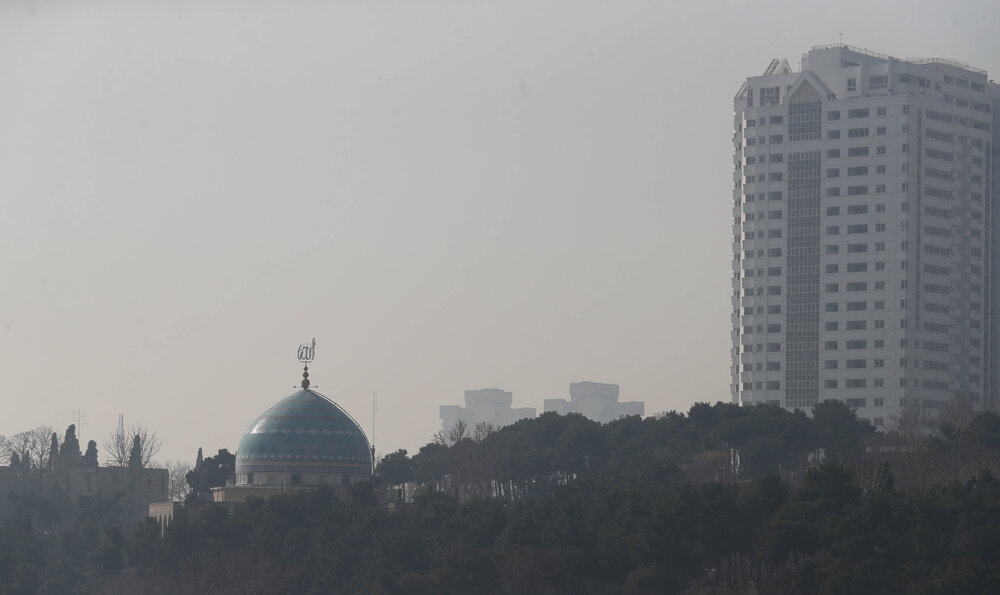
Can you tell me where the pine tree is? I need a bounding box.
[128,435,143,469]
[49,433,59,470]
[61,424,81,456]
[84,440,99,466]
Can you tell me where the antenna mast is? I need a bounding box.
[73,409,87,442]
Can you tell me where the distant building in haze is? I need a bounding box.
[439,388,537,433]
[731,44,1000,428]
[544,381,644,423]
[0,448,167,526]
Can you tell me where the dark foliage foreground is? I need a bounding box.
[2,404,1000,594]
[5,468,1000,594]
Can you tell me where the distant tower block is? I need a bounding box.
[439,387,536,433]
[544,381,644,423]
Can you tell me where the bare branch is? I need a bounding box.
[103,422,162,468]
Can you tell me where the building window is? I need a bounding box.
[848,108,869,119]
[869,75,888,90]
[847,78,857,92]
[761,86,780,106]
[291,473,302,486]
[788,83,823,140]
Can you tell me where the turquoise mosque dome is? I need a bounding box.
[235,386,372,485]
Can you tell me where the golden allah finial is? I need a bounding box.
[297,337,316,388]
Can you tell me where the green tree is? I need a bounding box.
[60,424,81,457]
[185,448,236,500]
[48,432,58,470]
[811,399,874,462]
[376,449,413,486]
[83,440,98,466]
[127,435,142,470]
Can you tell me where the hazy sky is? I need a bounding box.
[1,0,998,465]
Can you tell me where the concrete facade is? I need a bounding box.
[0,454,168,524]
[731,45,1000,428]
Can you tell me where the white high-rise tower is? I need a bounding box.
[731,45,1000,428]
